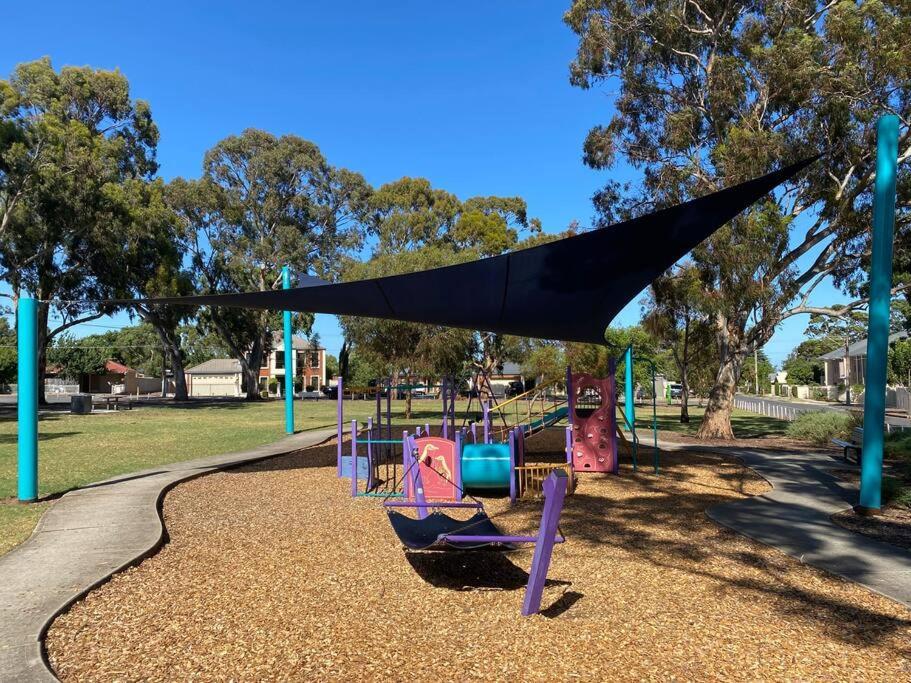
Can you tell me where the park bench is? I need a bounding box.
[832,427,863,464]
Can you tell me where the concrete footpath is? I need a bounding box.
[0,428,336,682]
[659,441,911,608]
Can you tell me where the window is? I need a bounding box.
[308,351,319,368]
[275,351,284,369]
[296,351,305,370]
[310,374,320,390]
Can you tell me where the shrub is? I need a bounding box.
[811,387,829,401]
[884,431,911,462]
[882,476,911,508]
[791,385,800,398]
[786,411,858,445]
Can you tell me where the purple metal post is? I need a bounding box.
[566,365,574,426]
[483,402,489,444]
[425,422,431,437]
[565,426,572,465]
[402,430,410,499]
[386,380,392,447]
[366,417,374,491]
[509,429,517,505]
[454,430,463,501]
[350,420,358,497]
[442,377,448,440]
[470,422,477,443]
[337,377,344,477]
[522,469,569,616]
[409,435,429,520]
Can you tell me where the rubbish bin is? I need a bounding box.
[70,394,93,414]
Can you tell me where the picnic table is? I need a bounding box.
[94,395,133,411]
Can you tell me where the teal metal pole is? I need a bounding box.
[859,115,900,512]
[282,266,294,434]
[624,345,637,466]
[17,297,38,502]
[624,345,635,430]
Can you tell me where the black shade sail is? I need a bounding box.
[132,158,814,344]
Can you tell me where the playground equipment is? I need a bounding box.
[569,369,619,474]
[385,468,569,616]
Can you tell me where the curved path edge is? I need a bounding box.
[652,439,911,609]
[0,428,337,682]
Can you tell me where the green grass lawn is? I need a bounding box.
[0,397,474,554]
[632,403,789,439]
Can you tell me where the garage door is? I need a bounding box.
[191,375,238,397]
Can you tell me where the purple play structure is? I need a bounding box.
[385,468,569,616]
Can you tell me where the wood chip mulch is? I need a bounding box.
[46,429,911,681]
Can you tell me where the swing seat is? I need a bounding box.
[386,510,519,551]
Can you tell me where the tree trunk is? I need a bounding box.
[143,313,189,401]
[696,348,745,440]
[679,317,690,423]
[680,367,690,424]
[339,337,350,382]
[844,342,851,406]
[404,372,412,420]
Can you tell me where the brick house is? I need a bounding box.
[259,333,326,394]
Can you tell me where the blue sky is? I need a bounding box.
[1,1,849,367]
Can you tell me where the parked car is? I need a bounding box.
[669,383,683,399]
[505,380,525,397]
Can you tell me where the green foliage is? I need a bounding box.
[0,58,161,397]
[783,336,842,385]
[325,354,339,380]
[782,357,817,385]
[739,350,775,394]
[0,318,16,384]
[564,0,911,438]
[881,477,911,508]
[48,325,166,378]
[523,343,565,384]
[170,129,370,397]
[889,339,911,386]
[786,411,859,445]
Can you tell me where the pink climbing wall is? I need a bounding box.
[570,372,617,473]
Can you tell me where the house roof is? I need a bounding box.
[493,362,524,377]
[186,358,242,374]
[270,332,324,350]
[104,360,134,374]
[819,331,909,360]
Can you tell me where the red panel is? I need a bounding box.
[571,373,616,473]
[415,437,458,500]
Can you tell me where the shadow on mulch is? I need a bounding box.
[557,459,911,653]
[405,551,573,593]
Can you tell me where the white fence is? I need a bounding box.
[733,396,823,422]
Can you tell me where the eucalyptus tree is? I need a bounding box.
[642,263,713,422]
[565,0,910,437]
[0,58,159,401]
[344,177,542,402]
[171,129,371,399]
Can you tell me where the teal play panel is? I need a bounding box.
[461,443,511,489]
[525,405,568,433]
